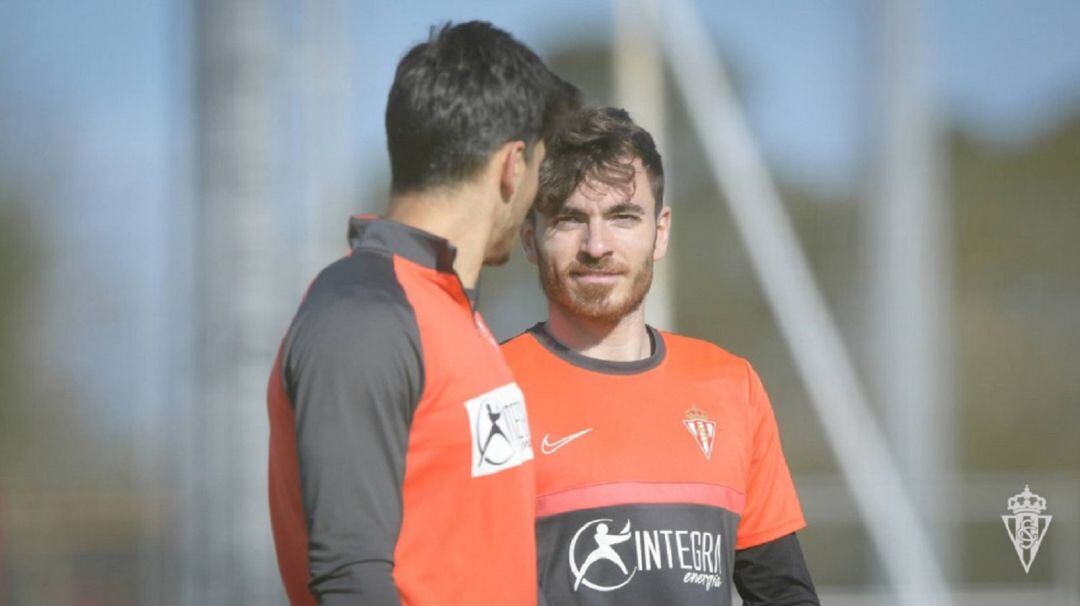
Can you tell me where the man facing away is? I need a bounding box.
[502,107,820,605]
[267,22,578,605]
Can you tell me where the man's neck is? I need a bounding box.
[544,305,652,362]
[386,188,494,289]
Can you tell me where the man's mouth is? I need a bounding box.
[569,269,624,284]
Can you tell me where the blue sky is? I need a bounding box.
[4,0,1079,191]
[2,0,1079,430]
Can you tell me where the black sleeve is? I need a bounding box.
[733,533,820,606]
[283,266,423,606]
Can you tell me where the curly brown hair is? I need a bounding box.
[533,106,664,218]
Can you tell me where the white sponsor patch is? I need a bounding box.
[464,383,534,477]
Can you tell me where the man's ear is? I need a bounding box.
[498,140,527,202]
[520,217,539,265]
[653,204,672,262]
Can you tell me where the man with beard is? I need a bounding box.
[502,107,820,605]
[267,22,578,606]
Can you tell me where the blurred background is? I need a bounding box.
[1,0,1078,604]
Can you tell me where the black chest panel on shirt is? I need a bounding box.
[538,503,739,606]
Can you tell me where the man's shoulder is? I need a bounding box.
[499,324,543,363]
[303,248,409,309]
[498,326,548,373]
[660,330,752,375]
[286,251,420,359]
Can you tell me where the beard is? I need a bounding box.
[537,248,654,324]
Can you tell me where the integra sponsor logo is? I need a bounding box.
[568,518,724,593]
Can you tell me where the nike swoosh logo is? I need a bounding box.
[540,428,593,455]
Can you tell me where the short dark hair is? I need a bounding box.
[386,21,579,194]
[534,107,664,218]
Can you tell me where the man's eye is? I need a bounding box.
[612,214,640,224]
[554,215,584,224]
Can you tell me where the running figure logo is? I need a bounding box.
[477,403,511,467]
[1002,485,1052,574]
[569,519,638,592]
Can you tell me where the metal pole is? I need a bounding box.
[188,0,286,603]
[868,0,955,583]
[638,0,952,603]
[614,0,673,331]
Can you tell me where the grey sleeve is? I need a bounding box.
[733,533,820,606]
[284,285,423,605]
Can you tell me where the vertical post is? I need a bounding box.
[614,0,673,331]
[298,0,355,280]
[869,0,954,580]
[187,0,286,603]
[0,494,6,603]
[638,0,953,601]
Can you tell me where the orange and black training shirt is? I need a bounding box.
[268,218,537,606]
[503,324,819,606]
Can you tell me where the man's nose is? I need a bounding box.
[582,219,613,259]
